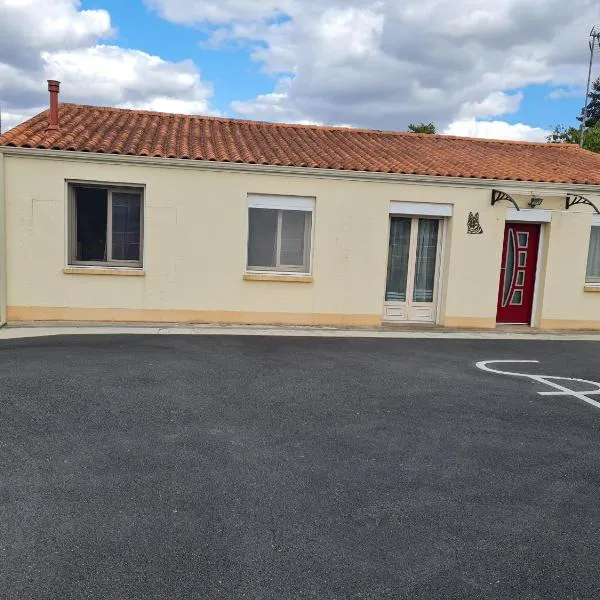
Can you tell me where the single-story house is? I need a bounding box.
[0,81,599,330]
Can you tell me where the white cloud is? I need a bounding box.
[458,91,523,120]
[444,119,550,142]
[0,0,112,66]
[144,0,288,24]
[149,0,600,138]
[42,46,214,113]
[546,87,584,100]
[0,0,216,132]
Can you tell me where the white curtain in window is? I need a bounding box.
[385,218,411,301]
[587,227,600,279]
[413,219,439,302]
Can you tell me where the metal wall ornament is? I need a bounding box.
[467,212,484,234]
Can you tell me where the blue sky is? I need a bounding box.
[507,85,583,131]
[2,0,600,140]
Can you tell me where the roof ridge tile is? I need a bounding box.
[38,102,575,149]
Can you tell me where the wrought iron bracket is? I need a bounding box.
[565,194,600,214]
[491,189,520,211]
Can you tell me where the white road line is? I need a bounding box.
[476,360,600,410]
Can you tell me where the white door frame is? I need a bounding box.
[530,224,544,327]
[383,215,447,324]
[434,218,448,325]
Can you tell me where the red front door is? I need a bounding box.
[496,223,540,324]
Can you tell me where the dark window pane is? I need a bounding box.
[248,208,278,268]
[413,219,439,303]
[517,232,529,248]
[385,218,411,301]
[280,211,308,266]
[502,230,516,307]
[112,193,141,261]
[75,187,107,261]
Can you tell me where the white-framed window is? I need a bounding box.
[246,195,314,273]
[586,218,600,284]
[68,182,144,268]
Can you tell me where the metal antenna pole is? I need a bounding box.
[581,25,600,148]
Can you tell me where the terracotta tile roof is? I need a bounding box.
[2,103,600,185]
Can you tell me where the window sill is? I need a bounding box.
[64,266,145,277]
[243,273,313,283]
[584,284,600,293]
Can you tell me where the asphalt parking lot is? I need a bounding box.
[0,335,599,599]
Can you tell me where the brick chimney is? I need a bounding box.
[46,80,60,131]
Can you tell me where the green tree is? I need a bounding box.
[582,122,600,152]
[578,76,600,128]
[547,122,600,152]
[547,124,580,144]
[548,76,600,152]
[407,122,436,134]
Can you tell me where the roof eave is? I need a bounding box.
[2,146,600,194]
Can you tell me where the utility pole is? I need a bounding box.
[580,25,600,148]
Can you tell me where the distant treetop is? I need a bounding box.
[548,76,600,152]
[407,122,436,134]
[579,76,600,129]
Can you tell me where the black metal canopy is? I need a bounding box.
[565,194,600,214]
[493,190,600,215]
[491,189,520,211]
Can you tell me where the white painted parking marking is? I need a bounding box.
[476,360,600,410]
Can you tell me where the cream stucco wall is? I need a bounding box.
[2,152,599,328]
[538,211,599,328]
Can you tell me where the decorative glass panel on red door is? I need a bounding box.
[496,223,540,324]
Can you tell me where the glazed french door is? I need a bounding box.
[384,217,442,323]
[496,223,540,325]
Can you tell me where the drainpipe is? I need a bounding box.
[0,150,6,326]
